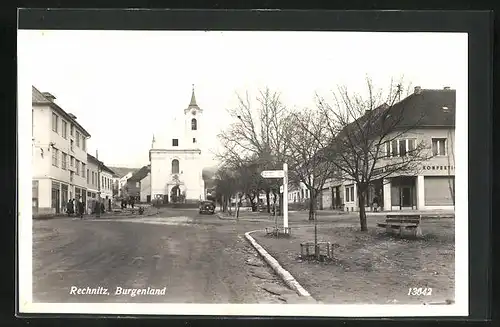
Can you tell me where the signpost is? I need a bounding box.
[260,163,288,229]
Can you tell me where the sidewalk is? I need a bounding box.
[217,208,454,222]
[33,206,158,220]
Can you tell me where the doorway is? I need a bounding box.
[51,188,60,214]
[401,186,412,207]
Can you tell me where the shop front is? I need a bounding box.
[389,176,417,210]
[51,181,61,214]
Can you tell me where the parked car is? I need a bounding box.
[199,200,215,214]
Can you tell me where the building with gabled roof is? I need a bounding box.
[319,86,456,212]
[32,86,91,215]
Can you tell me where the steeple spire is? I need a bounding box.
[189,84,198,107]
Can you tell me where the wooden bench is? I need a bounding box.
[377,214,422,237]
[265,226,292,236]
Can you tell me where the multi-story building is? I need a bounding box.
[319,86,455,212]
[86,154,116,212]
[32,86,91,215]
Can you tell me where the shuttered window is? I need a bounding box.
[424,176,454,206]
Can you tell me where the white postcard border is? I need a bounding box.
[17,30,469,317]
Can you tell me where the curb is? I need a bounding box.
[244,230,314,299]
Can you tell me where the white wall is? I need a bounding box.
[150,150,204,201]
[140,173,151,202]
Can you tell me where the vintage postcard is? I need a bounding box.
[18,29,468,317]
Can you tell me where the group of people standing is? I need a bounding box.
[66,197,112,219]
[66,198,85,219]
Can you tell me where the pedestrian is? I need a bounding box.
[372,196,379,212]
[108,198,112,212]
[66,199,73,217]
[101,202,105,214]
[130,197,135,208]
[78,198,85,219]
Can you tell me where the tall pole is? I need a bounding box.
[283,163,288,229]
[96,149,101,218]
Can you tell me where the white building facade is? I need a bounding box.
[149,87,205,204]
[320,87,456,212]
[86,154,115,213]
[140,172,151,203]
[32,86,90,215]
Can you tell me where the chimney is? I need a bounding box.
[443,86,451,90]
[414,86,422,94]
[42,92,56,101]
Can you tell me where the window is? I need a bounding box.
[102,177,104,188]
[136,182,140,188]
[191,118,197,130]
[62,120,68,138]
[82,137,86,151]
[172,139,179,146]
[82,164,86,178]
[391,140,398,157]
[91,172,95,185]
[52,148,59,166]
[399,139,407,156]
[432,138,447,156]
[408,138,416,153]
[52,113,58,133]
[70,171,74,182]
[171,159,180,174]
[70,140,74,152]
[86,169,90,184]
[193,138,196,143]
[70,124,74,136]
[345,186,355,203]
[387,139,418,157]
[61,152,67,170]
[75,160,80,175]
[70,156,74,167]
[76,131,80,147]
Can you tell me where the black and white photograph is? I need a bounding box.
[18,26,469,317]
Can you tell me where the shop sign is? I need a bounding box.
[421,165,454,171]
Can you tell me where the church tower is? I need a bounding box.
[184,85,203,149]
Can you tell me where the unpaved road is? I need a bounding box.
[32,211,290,304]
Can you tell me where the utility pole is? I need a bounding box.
[96,149,101,218]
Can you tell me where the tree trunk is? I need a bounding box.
[248,193,257,212]
[265,190,271,213]
[308,193,314,221]
[357,186,368,231]
[312,193,319,259]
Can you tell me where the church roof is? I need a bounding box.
[188,85,199,108]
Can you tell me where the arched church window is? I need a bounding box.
[171,159,179,174]
[191,118,197,130]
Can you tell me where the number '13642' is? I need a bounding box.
[408,287,432,296]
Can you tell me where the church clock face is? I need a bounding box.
[191,110,196,115]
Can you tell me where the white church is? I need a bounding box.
[149,86,206,204]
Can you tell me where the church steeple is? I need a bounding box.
[189,84,198,108]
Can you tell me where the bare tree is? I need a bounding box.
[216,88,292,213]
[286,108,337,220]
[214,166,239,214]
[311,77,433,231]
[286,108,338,259]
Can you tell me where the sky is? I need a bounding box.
[19,30,467,168]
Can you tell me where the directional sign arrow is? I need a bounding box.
[261,170,285,178]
